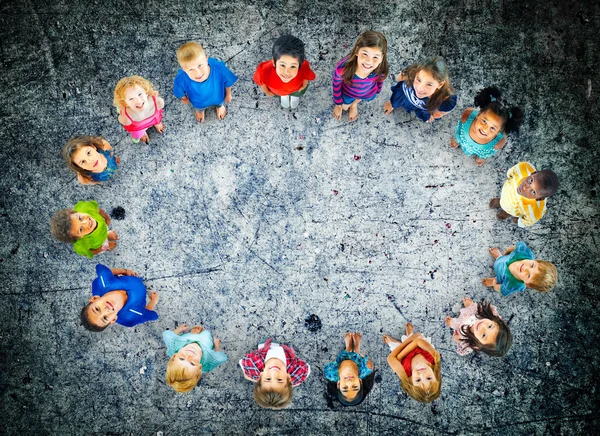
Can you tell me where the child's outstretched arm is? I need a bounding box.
[97,208,111,226]
[146,291,159,310]
[386,334,422,377]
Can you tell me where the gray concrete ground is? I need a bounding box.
[1,0,599,434]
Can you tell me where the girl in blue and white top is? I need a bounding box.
[450,86,525,166]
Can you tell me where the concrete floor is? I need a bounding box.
[1,0,599,434]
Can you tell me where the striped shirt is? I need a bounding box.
[500,162,547,227]
[332,57,384,105]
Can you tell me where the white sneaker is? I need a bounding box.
[281,96,290,108]
[290,96,300,109]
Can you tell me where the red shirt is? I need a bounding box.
[401,347,435,377]
[253,60,316,96]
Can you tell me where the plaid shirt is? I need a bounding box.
[239,338,310,387]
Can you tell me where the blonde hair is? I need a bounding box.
[177,42,205,63]
[165,355,202,393]
[253,378,293,409]
[399,351,442,403]
[528,260,558,293]
[113,76,157,109]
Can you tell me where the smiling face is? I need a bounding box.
[171,343,203,377]
[275,54,300,82]
[413,69,444,99]
[470,110,504,143]
[517,173,545,199]
[473,318,499,345]
[512,260,541,284]
[410,354,437,390]
[355,46,383,76]
[69,212,97,238]
[86,290,128,328]
[180,54,210,83]
[123,85,150,112]
[70,145,107,172]
[259,358,290,392]
[337,360,362,401]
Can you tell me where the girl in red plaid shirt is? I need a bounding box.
[239,338,310,409]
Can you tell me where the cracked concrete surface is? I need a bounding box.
[0,0,599,434]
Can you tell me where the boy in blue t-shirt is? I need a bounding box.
[174,41,238,122]
[80,264,159,332]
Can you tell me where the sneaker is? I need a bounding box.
[290,96,300,109]
[281,96,290,108]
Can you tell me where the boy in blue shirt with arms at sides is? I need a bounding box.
[80,264,159,332]
[174,41,238,123]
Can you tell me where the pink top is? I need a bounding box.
[448,303,499,356]
[123,95,163,133]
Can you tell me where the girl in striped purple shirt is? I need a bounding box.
[332,31,389,122]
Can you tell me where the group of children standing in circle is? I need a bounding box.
[48,30,559,409]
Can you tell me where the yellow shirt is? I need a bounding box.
[499,162,547,227]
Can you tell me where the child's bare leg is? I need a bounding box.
[450,137,460,149]
[333,105,344,120]
[216,105,227,120]
[344,332,353,352]
[213,338,221,351]
[352,332,362,353]
[107,230,118,241]
[348,100,360,122]
[489,198,501,209]
[107,240,117,250]
[404,322,414,336]
[496,209,510,220]
[190,325,204,334]
[139,133,150,143]
[154,123,165,134]
[488,247,502,259]
[195,110,205,123]
[382,334,402,344]
[383,100,394,115]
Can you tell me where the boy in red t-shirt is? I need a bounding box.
[253,35,316,109]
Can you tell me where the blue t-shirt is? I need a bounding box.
[91,264,158,327]
[173,58,238,109]
[90,149,118,182]
[494,241,535,296]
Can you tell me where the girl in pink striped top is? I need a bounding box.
[332,31,389,122]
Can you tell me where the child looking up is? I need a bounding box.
[383,323,441,403]
[489,162,559,227]
[254,35,316,109]
[239,338,310,410]
[324,332,375,407]
[446,298,512,357]
[114,76,165,143]
[332,31,389,122]
[163,323,227,393]
[62,135,119,185]
[50,201,118,258]
[383,57,457,122]
[81,264,159,332]
[174,41,238,122]
[450,86,525,165]
[482,242,558,296]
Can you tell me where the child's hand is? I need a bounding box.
[383,101,394,115]
[107,230,118,241]
[107,241,117,251]
[115,155,121,165]
[333,105,343,120]
[213,338,221,351]
[462,297,473,307]
[147,291,159,309]
[481,278,496,287]
[174,324,189,334]
[426,115,434,122]
[191,325,204,334]
[154,123,165,134]
[181,96,190,105]
[445,316,452,327]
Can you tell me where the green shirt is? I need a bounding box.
[72,201,108,258]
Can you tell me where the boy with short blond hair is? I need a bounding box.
[174,41,238,122]
[239,338,310,410]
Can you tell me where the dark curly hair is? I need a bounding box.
[50,208,76,243]
[474,86,525,134]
